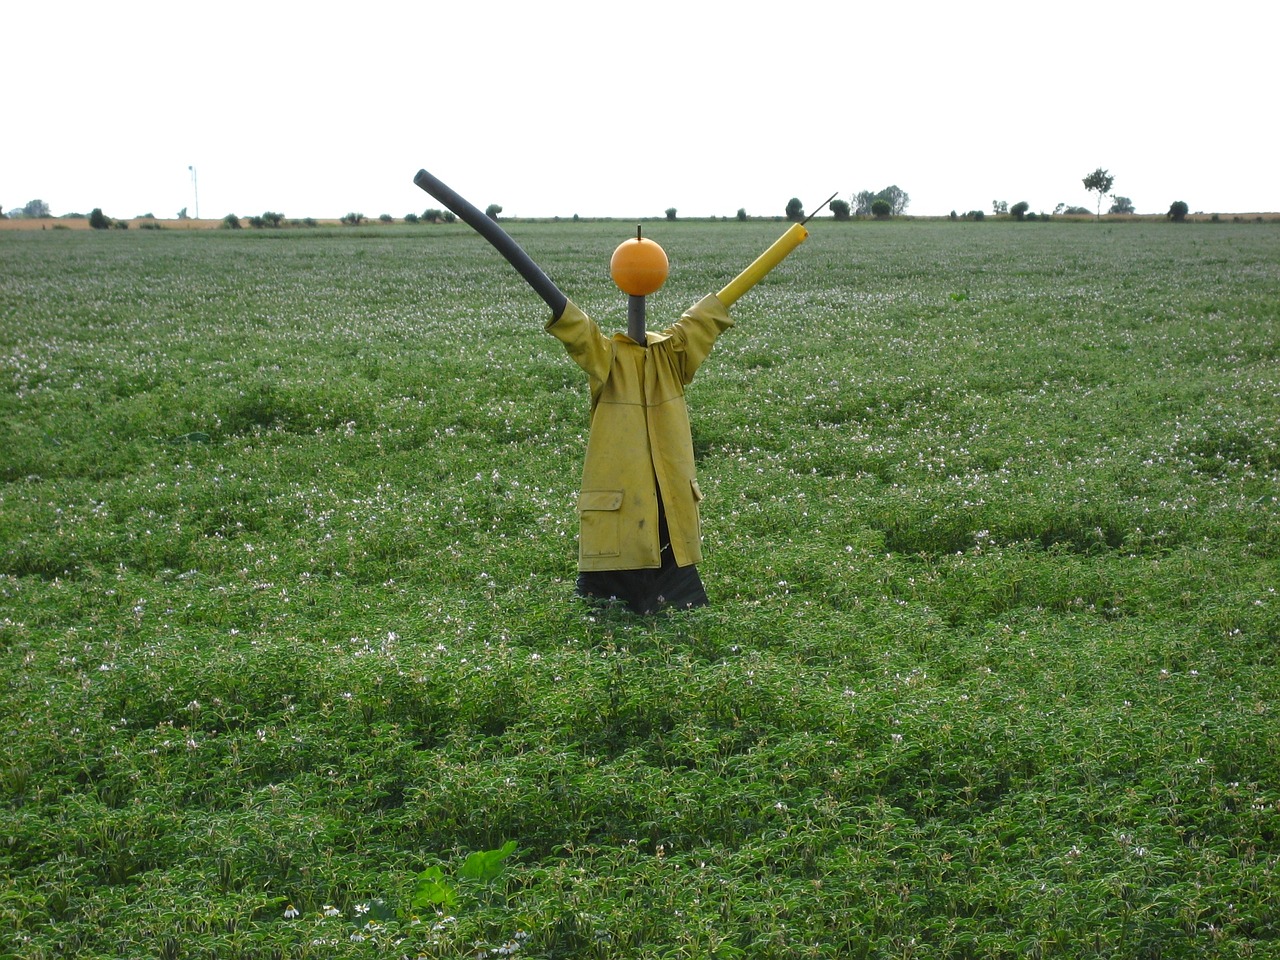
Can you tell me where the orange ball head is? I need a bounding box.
[610,236,669,297]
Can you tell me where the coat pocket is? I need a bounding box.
[578,490,624,558]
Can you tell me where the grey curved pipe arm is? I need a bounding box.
[413,168,568,319]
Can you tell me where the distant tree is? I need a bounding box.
[248,216,266,228]
[1168,200,1189,222]
[379,213,394,223]
[1010,201,1030,221]
[24,199,51,218]
[177,207,189,220]
[222,213,242,229]
[1082,167,1115,220]
[830,198,851,221]
[785,197,804,221]
[993,200,1008,215]
[341,212,364,226]
[871,198,892,219]
[854,190,877,216]
[665,207,677,221]
[262,211,284,227]
[736,207,748,222]
[422,208,443,223]
[485,204,502,220]
[442,211,456,223]
[1108,196,1135,215]
[89,208,112,230]
[966,210,985,221]
[404,213,420,224]
[877,186,910,216]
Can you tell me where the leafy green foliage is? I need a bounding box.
[1169,200,1190,222]
[2,222,1280,957]
[458,841,518,883]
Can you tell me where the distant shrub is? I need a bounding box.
[222,214,242,229]
[737,208,748,222]
[785,197,804,221]
[422,208,442,223]
[262,211,284,227]
[665,207,677,221]
[137,220,163,230]
[830,199,851,221]
[341,213,364,226]
[442,211,456,224]
[302,218,317,227]
[949,210,958,220]
[485,205,502,221]
[404,213,419,224]
[88,208,111,230]
[1010,201,1030,221]
[1168,200,1189,223]
[871,199,891,219]
[965,210,985,221]
[248,216,266,228]
[379,213,394,223]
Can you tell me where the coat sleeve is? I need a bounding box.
[545,299,614,390]
[662,294,735,384]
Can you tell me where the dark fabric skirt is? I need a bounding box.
[574,500,709,614]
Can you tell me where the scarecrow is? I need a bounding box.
[414,169,821,614]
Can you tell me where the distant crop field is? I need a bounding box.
[2,221,1279,957]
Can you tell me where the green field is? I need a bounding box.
[2,220,1280,958]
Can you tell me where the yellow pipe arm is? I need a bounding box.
[716,223,809,307]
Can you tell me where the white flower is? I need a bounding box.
[284,904,300,919]
[323,904,341,917]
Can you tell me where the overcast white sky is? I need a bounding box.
[4,1,1274,220]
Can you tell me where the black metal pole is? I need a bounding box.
[627,294,646,344]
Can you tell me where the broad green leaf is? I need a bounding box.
[458,841,517,883]
[410,866,456,909]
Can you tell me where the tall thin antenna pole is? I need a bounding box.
[189,166,199,220]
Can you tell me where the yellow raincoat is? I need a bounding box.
[547,293,733,572]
